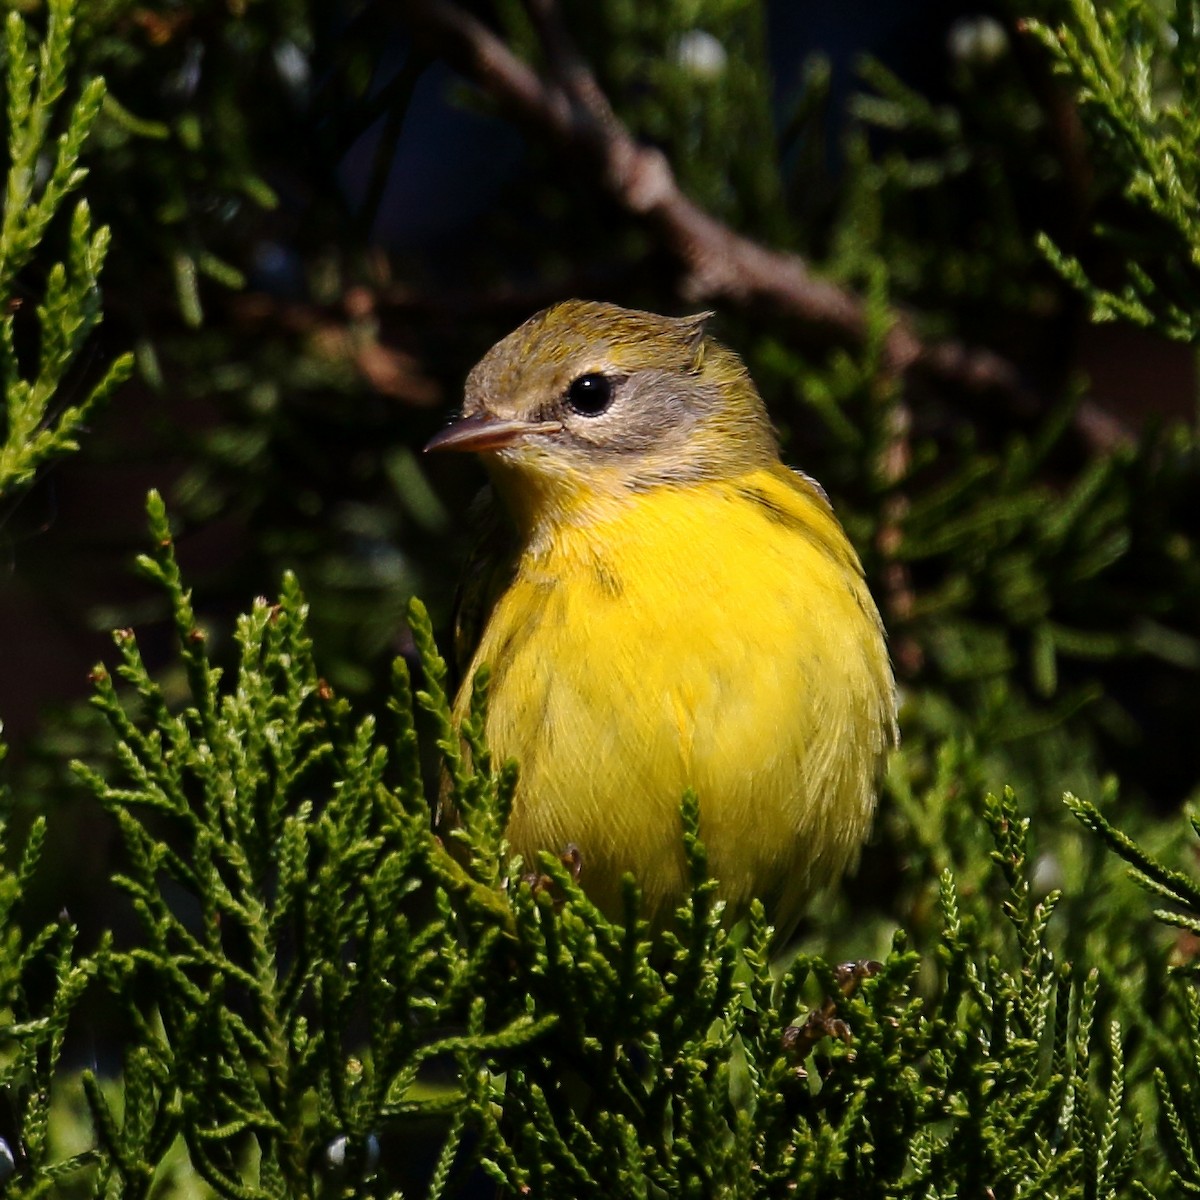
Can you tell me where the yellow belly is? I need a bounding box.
[458,465,895,933]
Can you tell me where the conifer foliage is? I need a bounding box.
[2,0,1200,1196]
[11,495,1147,1197]
[0,0,130,498]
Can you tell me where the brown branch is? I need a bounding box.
[401,0,906,361]
[392,0,1133,456]
[397,0,1137,457]
[402,0,1099,416]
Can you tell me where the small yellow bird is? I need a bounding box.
[427,300,896,936]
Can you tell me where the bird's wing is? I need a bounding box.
[759,461,900,752]
[747,461,867,582]
[452,486,520,682]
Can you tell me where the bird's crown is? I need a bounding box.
[451,300,777,478]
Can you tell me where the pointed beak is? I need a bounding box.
[424,413,563,454]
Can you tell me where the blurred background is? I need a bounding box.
[2,0,1198,967]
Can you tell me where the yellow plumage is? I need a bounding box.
[428,300,896,936]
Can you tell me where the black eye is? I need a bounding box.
[565,372,614,417]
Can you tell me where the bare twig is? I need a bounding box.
[401,0,907,358]
[396,0,1087,422]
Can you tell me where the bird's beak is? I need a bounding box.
[424,413,563,454]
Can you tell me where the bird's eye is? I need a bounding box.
[564,372,614,417]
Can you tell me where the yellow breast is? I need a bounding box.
[457,463,896,933]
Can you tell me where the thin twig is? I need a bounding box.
[397,0,1087,415]
[400,0,897,356]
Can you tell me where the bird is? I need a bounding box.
[425,299,897,937]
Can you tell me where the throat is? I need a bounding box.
[488,458,642,548]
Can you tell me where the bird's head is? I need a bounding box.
[426,300,778,530]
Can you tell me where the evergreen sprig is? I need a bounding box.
[456,784,1136,1199]
[1065,793,1200,964]
[1027,0,1200,341]
[1063,794,1200,1197]
[58,492,1149,1198]
[0,0,131,498]
[73,492,546,1200]
[0,753,101,1199]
